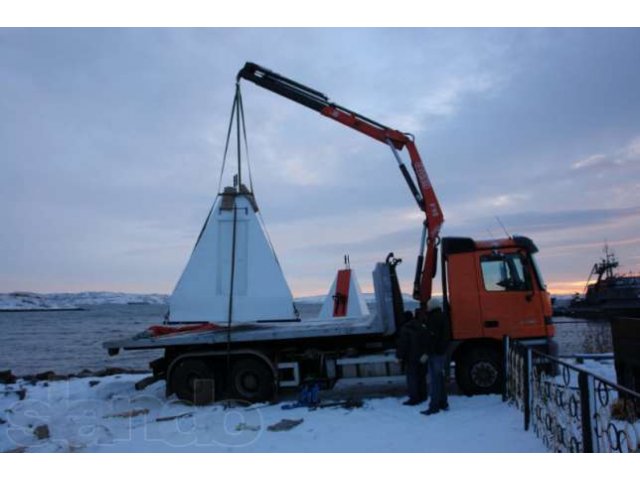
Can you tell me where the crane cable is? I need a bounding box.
[217,84,299,402]
[217,88,238,194]
[237,84,298,318]
[237,85,255,193]
[218,83,261,405]
[218,86,243,405]
[217,83,256,194]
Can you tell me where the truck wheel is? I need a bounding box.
[170,358,217,405]
[456,347,502,395]
[230,358,275,403]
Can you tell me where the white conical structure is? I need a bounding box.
[318,269,370,319]
[169,188,296,324]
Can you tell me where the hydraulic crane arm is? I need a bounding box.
[237,62,444,303]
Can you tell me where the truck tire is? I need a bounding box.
[455,347,502,395]
[170,358,217,405]
[230,357,275,403]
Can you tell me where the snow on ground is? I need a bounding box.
[0,359,622,453]
[569,358,617,383]
[0,375,544,453]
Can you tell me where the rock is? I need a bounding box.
[96,367,127,377]
[92,367,145,377]
[73,367,150,378]
[134,375,159,391]
[0,417,6,425]
[0,370,16,385]
[34,371,56,381]
[155,412,193,423]
[16,367,149,386]
[33,424,50,440]
[89,380,100,388]
[235,422,260,432]
[267,418,304,432]
[16,389,26,401]
[316,398,364,410]
[23,372,69,383]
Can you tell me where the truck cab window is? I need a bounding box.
[530,253,547,291]
[481,253,532,292]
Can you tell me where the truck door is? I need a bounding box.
[476,249,545,339]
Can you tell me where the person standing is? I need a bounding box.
[396,310,429,405]
[421,305,450,415]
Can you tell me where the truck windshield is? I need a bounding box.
[480,253,532,292]
[530,253,547,291]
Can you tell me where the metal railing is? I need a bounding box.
[504,337,640,453]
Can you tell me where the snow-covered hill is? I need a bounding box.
[0,290,427,311]
[0,292,168,310]
[0,292,79,310]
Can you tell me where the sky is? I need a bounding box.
[1,28,639,296]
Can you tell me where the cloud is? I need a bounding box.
[268,206,418,252]
[3,29,640,295]
[571,154,611,170]
[383,72,503,133]
[541,236,640,257]
[482,193,529,209]
[420,74,499,118]
[489,206,640,236]
[571,136,640,172]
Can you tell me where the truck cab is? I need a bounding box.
[440,236,555,394]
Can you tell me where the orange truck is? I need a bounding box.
[236,63,556,393]
[104,63,555,402]
[440,236,555,393]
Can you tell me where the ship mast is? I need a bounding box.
[583,242,620,295]
[594,242,619,282]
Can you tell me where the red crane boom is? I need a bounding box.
[237,62,444,303]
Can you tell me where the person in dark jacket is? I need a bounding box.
[421,306,450,415]
[396,310,429,405]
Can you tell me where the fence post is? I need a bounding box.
[578,371,594,453]
[524,346,531,431]
[502,335,509,402]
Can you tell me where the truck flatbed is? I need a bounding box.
[104,313,393,352]
[104,262,399,354]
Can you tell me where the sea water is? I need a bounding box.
[0,304,612,376]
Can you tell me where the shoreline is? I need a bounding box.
[0,308,85,313]
[1,367,150,386]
